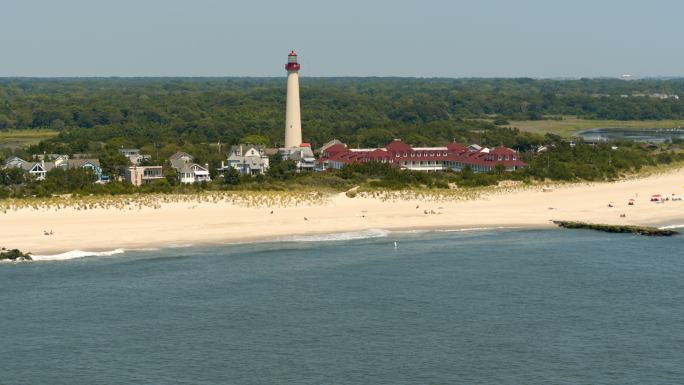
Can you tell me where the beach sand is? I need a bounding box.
[2,168,684,255]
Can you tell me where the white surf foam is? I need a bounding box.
[659,224,684,230]
[280,229,391,242]
[435,226,520,232]
[395,226,518,235]
[167,243,194,248]
[31,249,125,261]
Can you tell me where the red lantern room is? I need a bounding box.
[285,50,300,72]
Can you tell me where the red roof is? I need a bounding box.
[321,143,348,157]
[447,142,467,151]
[299,143,311,147]
[317,140,527,169]
[385,139,413,153]
[289,50,297,56]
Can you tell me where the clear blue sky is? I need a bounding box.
[1,0,682,78]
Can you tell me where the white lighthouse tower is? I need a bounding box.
[284,50,302,148]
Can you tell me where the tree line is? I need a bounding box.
[1,77,684,149]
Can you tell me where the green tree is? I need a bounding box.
[223,167,241,185]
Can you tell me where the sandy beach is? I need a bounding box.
[2,168,684,255]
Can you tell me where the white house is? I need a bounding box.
[222,144,270,175]
[169,152,211,184]
[279,144,316,171]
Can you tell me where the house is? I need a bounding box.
[66,159,107,181]
[536,145,549,154]
[279,144,316,171]
[3,158,55,180]
[35,154,69,163]
[316,139,527,173]
[25,161,55,180]
[4,156,107,182]
[220,144,270,176]
[125,165,165,186]
[169,152,211,184]
[118,148,151,165]
[4,156,27,169]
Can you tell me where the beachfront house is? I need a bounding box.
[4,155,109,182]
[220,144,270,176]
[279,144,316,172]
[3,157,55,180]
[66,159,107,182]
[169,152,211,184]
[125,165,165,186]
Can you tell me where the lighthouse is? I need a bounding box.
[284,50,302,148]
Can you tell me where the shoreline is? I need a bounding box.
[3,167,684,257]
[28,224,540,258]
[28,217,684,259]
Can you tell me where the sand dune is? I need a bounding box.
[2,168,684,255]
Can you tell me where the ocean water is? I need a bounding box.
[2,228,684,385]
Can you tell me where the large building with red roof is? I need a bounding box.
[316,139,526,172]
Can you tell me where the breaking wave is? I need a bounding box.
[31,249,126,261]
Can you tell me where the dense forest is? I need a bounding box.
[1,77,684,197]
[1,77,684,151]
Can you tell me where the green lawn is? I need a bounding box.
[507,117,684,137]
[0,129,59,150]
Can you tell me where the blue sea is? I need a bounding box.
[2,228,684,385]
